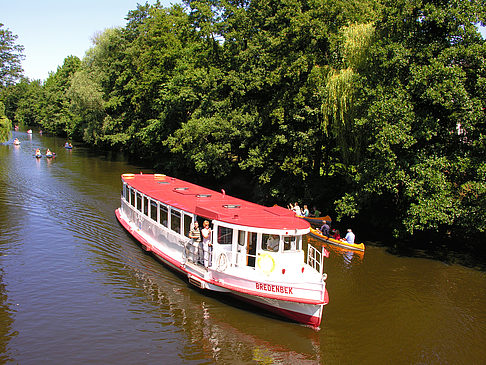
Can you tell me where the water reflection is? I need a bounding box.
[122,259,324,364]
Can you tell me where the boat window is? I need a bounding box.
[238,230,246,246]
[123,184,127,200]
[159,205,168,227]
[143,196,149,216]
[247,232,257,267]
[171,209,181,234]
[136,192,142,212]
[150,200,158,222]
[130,188,135,207]
[218,226,233,245]
[183,213,192,237]
[283,236,297,251]
[262,234,279,252]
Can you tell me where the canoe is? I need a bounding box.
[309,227,365,252]
[35,154,42,158]
[298,215,332,226]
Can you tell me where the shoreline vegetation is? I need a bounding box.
[1,1,485,259]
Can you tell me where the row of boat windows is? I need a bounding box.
[122,184,300,252]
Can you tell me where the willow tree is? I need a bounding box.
[341,0,486,242]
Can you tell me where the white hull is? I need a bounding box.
[116,201,327,327]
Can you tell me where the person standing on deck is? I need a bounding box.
[201,220,212,267]
[188,221,201,263]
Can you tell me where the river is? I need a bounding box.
[1,131,485,364]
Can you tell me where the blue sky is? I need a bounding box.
[2,1,486,81]
[2,0,178,81]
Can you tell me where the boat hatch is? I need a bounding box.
[196,194,211,198]
[223,204,241,209]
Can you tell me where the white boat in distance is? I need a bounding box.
[115,173,329,327]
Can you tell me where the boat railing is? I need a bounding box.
[307,244,325,275]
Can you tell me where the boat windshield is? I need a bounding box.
[283,235,299,251]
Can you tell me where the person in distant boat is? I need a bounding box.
[319,221,330,237]
[292,202,302,216]
[302,205,309,217]
[201,220,212,267]
[188,221,201,263]
[13,138,20,144]
[266,235,279,252]
[35,148,41,156]
[331,229,341,240]
[342,229,355,244]
[46,148,52,156]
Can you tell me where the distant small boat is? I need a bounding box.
[64,143,73,149]
[13,139,20,145]
[35,154,42,159]
[309,227,365,252]
[46,153,54,158]
[27,129,33,134]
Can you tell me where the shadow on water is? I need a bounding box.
[381,237,486,272]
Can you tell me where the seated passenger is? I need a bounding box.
[319,221,330,236]
[266,235,279,252]
[342,228,355,244]
[332,229,341,240]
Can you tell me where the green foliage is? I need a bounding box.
[2,0,485,245]
[0,101,11,142]
[0,24,24,87]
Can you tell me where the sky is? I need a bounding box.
[2,1,486,82]
[1,0,178,81]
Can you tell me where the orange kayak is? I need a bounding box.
[309,227,365,252]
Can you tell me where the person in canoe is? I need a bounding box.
[331,229,341,240]
[302,204,309,217]
[13,138,20,145]
[46,148,53,157]
[319,220,330,237]
[65,142,73,148]
[35,148,42,157]
[342,228,355,244]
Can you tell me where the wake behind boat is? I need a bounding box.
[115,173,329,327]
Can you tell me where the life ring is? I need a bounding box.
[217,252,228,272]
[257,253,275,275]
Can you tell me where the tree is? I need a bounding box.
[336,0,486,241]
[0,24,24,87]
[0,101,10,142]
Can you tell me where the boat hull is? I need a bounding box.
[116,207,327,327]
[309,228,365,252]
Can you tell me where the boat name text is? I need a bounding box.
[256,282,293,295]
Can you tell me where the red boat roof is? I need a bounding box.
[122,173,310,232]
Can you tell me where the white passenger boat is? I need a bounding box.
[115,173,329,327]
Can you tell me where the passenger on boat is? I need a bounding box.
[302,205,309,217]
[342,229,355,244]
[46,148,52,155]
[313,206,321,218]
[331,229,341,240]
[35,148,41,156]
[188,221,201,263]
[319,221,330,237]
[266,235,279,252]
[201,220,212,267]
